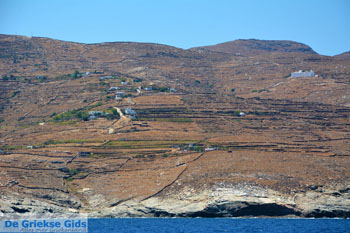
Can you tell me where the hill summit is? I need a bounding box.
[194,39,317,56]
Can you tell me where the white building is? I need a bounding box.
[205,146,215,152]
[89,111,103,120]
[100,76,113,81]
[109,87,120,91]
[124,107,136,115]
[291,70,315,78]
[115,92,125,100]
[82,72,90,77]
[89,111,103,116]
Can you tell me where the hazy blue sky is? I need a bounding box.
[0,0,349,55]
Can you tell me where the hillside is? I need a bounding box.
[193,39,318,56]
[0,34,349,217]
[334,51,350,60]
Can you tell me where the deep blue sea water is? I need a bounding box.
[88,218,350,233]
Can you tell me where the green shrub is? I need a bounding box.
[1,144,25,151]
[110,108,120,117]
[193,146,204,152]
[44,139,55,145]
[52,109,90,122]
[233,110,241,116]
[73,70,82,79]
[95,102,103,107]
[69,168,79,176]
[52,111,75,121]
[159,87,169,92]
[76,111,89,121]
[104,108,120,120]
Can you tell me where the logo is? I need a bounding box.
[0,213,88,232]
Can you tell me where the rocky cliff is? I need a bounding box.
[2,183,350,218]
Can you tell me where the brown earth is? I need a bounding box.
[0,34,349,217]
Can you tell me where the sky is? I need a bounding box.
[0,0,349,56]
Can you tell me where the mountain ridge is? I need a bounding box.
[193,39,318,56]
[0,33,326,55]
[3,33,349,57]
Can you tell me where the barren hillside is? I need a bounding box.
[0,34,349,217]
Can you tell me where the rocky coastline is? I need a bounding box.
[1,184,349,218]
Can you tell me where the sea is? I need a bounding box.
[87,218,350,233]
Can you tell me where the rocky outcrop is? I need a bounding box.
[1,180,350,218]
[4,183,347,218]
[0,191,80,214]
[91,184,350,218]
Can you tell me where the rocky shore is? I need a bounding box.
[1,184,349,218]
